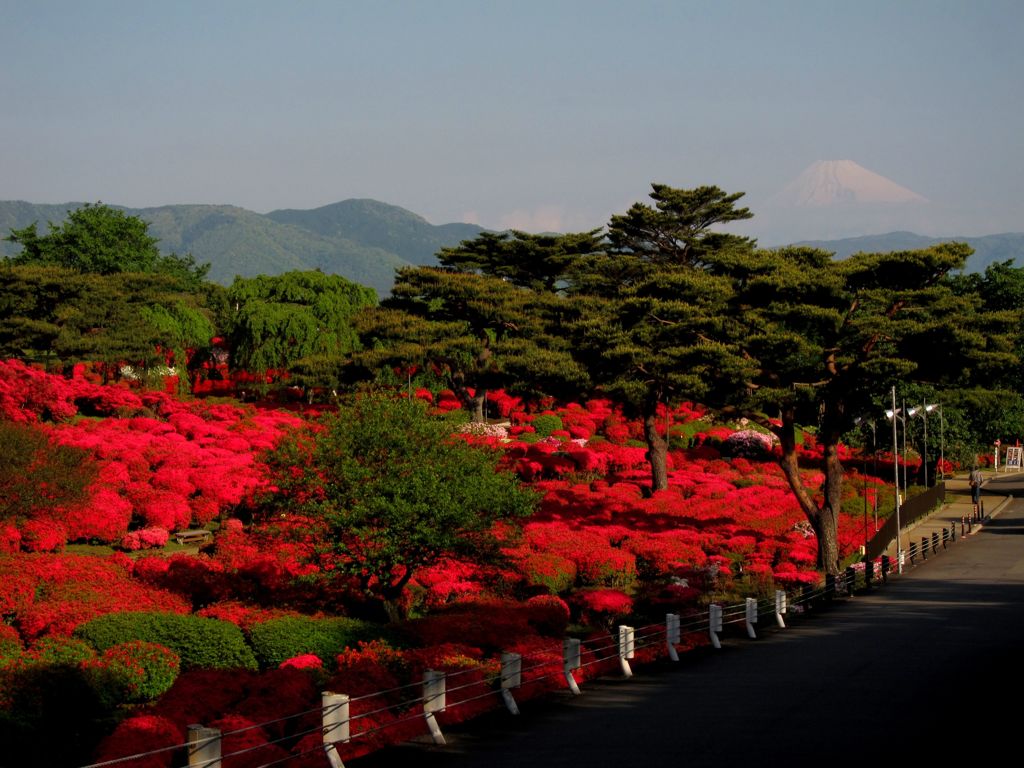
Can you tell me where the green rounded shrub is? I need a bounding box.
[248,616,386,670]
[531,414,563,438]
[25,636,96,667]
[95,641,181,703]
[74,612,257,671]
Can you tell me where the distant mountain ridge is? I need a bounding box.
[0,199,485,295]
[793,231,1024,273]
[2,199,1021,292]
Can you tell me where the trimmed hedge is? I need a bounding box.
[74,612,257,671]
[248,616,388,670]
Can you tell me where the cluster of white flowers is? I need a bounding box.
[457,421,510,439]
[119,365,177,381]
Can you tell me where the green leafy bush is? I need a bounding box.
[74,612,257,671]
[94,641,181,703]
[247,616,387,670]
[531,414,563,438]
[24,636,96,666]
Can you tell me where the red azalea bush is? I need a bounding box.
[92,714,185,768]
[0,554,190,641]
[0,372,898,766]
[122,527,171,551]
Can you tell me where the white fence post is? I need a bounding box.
[709,604,723,649]
[745,597,758,639]
[775,589,787,629]
[321,692,349,768]
[563,637,582,695]
[187,725,221,768]
[423,670,447,745]
[666,613,680,661]
[618,625,635,678]
[500,651,522,715]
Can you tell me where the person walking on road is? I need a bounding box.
[970,465,984,507]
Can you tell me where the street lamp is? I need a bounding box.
[929,403,944,480]
[854,417,877,549]
[885,404,909,493]
[909,400,937,487]
[885,386,903,572]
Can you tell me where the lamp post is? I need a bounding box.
[908,403,929,487]
[930,403,944,480]
[886,403,909,493]
[856,417,878,548]
[885,386,903,572]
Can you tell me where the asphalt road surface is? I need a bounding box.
[354,482,1024,767]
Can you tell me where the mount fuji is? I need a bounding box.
[748,159,941,243]
[769,160,928,207]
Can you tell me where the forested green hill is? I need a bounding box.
[0,200,484,295]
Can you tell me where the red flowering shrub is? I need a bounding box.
[208,714,290,768]
[280,653,323,671]
[92,714,185,768]
[0,360,79,422]
[523,594,571,636]
[122,527,171,551]
[572,589,634,626]
[1,554,189,640]
[197,601,302,631]
[19,518,68,552]
[0,523,21,553]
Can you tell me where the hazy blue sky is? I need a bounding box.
[2,0,1021,240]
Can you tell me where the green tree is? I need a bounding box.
[54,271,221,384]
[0,265,82,361]
[264,393,537,620]
[226,270,377,388]
[709,242,1017,573]
[564,182,1014,572]
[5,202,207,283]
[438,228,603,291]
[0,265,224,384]
[355,265,588,420]
[568,184,756,492]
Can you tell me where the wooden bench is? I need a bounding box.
[174,529,213,546]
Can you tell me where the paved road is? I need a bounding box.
[355,485,1024,767]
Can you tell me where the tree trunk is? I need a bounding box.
[774,407,841,576]
[452,378,486,422]
[382,599,405,624]
[643,401,669,493]
[818,432,845,572]
[469,391,485,422]
[377,566,414,623]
